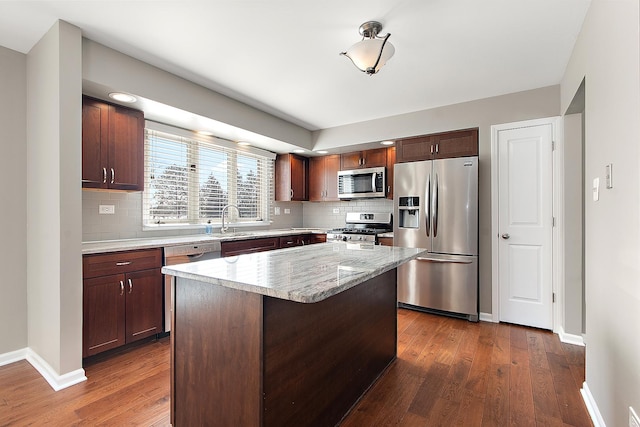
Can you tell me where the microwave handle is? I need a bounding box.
[372,173,376,192]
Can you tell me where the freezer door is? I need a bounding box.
[431,157,478,256]
[397,254,478,318]
[393,160,432,250]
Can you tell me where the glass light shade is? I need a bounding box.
[343,38,395,74]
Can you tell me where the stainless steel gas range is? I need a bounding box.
[326,212,392,244]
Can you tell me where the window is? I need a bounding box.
[143,122,275,227]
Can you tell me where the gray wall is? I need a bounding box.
[26,21,83,375]
[561,0,640,425]
[313,86,561,314]
[0,46,27,355]
[562,113,584,336]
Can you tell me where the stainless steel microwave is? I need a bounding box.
[337,167,386,199]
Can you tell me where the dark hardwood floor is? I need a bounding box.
[0,309,591,426]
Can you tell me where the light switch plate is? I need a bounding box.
[592,178,599,201]
[99,205,115,214]
[274,206,280,215]
[284,208,290,214]
[333,208,340,214]
[605,163,613,189]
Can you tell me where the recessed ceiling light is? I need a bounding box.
[237,141,251,146]
[293,149,306,153]
[197,130,214,136]
[380,140,395,146]
[316,150,328,154]
[108,92,137,103]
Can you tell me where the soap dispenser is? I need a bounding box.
[205,220,212,235]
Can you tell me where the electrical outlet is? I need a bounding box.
[630,407,640,427]
[284,208,291,214]
[99,205,115,215]
[274,207,281,215]
[332,208,340,214]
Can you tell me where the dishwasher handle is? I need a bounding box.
[416,257,473,265]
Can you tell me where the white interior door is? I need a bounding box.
[497,123,553,329]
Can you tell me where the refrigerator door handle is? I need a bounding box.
[426,174,431,236]
[416,257,473,264]
[432,173,439,237]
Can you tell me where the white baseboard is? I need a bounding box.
[557,326,585,346]
[479,312,496,322]
[0,347,87,391]
[581,381,606,427]
[0,347,28,367]
[25,349,86,391]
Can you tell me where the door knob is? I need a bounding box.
[501,233,510,239]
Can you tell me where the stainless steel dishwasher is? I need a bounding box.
[163,241,221,332]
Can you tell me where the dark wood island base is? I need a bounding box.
[171,268,398,426]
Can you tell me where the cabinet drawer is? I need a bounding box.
[83,248,162,279]
[221,237,280,257]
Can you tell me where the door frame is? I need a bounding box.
[490,116,564,333]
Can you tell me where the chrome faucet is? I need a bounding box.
[221,204,240,233]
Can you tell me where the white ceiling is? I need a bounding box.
[0,0,589,133]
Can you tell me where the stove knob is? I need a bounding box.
[341,235,347,242]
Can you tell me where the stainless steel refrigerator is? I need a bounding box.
[394,156,479,321]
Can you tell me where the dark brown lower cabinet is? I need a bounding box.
[171,269,397,426]
[82,249,163,358]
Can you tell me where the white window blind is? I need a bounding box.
[143,122,275,227]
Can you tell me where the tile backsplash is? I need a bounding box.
[82,190,392,242]
[302,199,393,230]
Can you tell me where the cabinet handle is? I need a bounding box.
[435,143,439,154]
[103,167,107,184]
[430,145,434,154]
[110,168,115,184]
[128,278,133,294]
[290,189,294,199]
[387,185,391,194]
[120,280,124,296]
[116,261,132,266]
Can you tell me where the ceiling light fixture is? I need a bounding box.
[293,149,306,153]
[380,140,395,146]
[340,21,395,75]
[197,130,214,136]
[237,141,251,146]
[108,92,137,103]
[316,150,328,154]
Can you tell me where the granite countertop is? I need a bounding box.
[82,228,327,254]
[162,242,427,303]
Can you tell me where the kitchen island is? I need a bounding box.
[162,242,426,427]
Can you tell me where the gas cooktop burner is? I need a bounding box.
[328,227,390,235]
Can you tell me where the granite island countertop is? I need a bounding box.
[162,242,427,303]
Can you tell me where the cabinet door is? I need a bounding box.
[433,129,478,159]
[125,268,163,343]
[290,154,308,201]
[308,157,325,201]
[83,274,126,357]
[340,152,363,170]
[362,148,387,168]
[109,105,145,191]
[323,155,340,201]
[386,147,396,200]
[82,98,109,189]
[275,154,308,201]
[396,136,434,163]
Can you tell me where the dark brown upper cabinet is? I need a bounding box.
[396,128,478,163]
[82,96,145,191]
